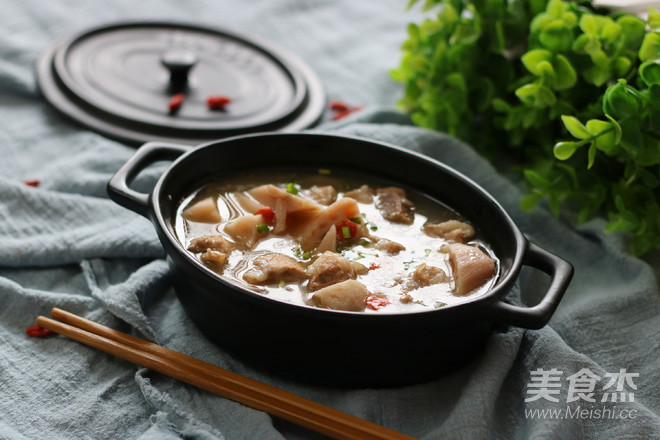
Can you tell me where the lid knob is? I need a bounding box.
[161,50,198,91]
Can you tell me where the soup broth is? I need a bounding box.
[175,169,499,313]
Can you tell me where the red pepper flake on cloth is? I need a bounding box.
[168,93,186,113]
[23,179,40,187]
[368,262,381,271]
[25,325,55,338]
[207,95,232,110]
[366,295,389,311]
[329,100,363,121]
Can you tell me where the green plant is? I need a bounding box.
[392,0,660,255]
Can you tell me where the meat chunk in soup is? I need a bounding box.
[306,251,366,291]
[424,220,475,243]
[311,279,369,311]
[373,237,405,255]
[344,185,374,203]
[243,253,307,285]
[447,243,496,296]
[412,263,447,287]
[200,250,229,270]
[188,235,234,254]
[182,197,222,223]
[375,187,415,224]
[188,235,234,272]
[308,185,337,205]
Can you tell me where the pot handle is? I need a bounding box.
[483,242,574,330]
[107,142,190,217]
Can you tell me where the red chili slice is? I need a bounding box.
[23,179,41,187]
[207,95,232,110]
[168,93,186,112]
[336,218,358,241]
[366,295,389,311]
[254,207,275,224]
[25,325,55,338]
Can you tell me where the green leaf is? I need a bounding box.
[619,118,645,157]
[602,80,641,119]
[639,60,660,86]
[587,142,597,169]
[614,56,632,76]
[554,141,579,160]
[520,193,542,211]
[601,23,622,44]
[561,115,590,139]
[539,20,574,52]
[524,169,550,187]
[571,33,591,54]
[604,115,622,145]
[562,12,577,28]
[491,98,511,112]
[515,84,556,108]
[547,0,566,18]
[521,49,553,76]
[585,119,619,156]
[648,7,660,32]
[639,33,660,62]
[552,55,577,90]
[579,14,598,35]
[583,65,610,87]
[617,15,646,50]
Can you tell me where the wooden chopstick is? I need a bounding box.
[36,308,416,440]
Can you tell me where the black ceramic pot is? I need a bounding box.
[107,132,573,387]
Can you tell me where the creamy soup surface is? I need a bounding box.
[175,170,499,313]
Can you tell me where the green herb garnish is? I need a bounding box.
[341,225,351,238]
[256,224,270,234]
[286,182,300,195]
[394,0,660,255]
[357,238,371,247]
[292,246,312,260]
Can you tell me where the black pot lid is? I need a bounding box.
[37,21,326,145]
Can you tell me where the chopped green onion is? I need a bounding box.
[318,168,331,175]
[256,223,270,234]
[368,222,378,231]
[434,301,447,308]
[349,216,362,224]
[286,182,299,195]
[341,225,351,238]
[302,251,311,260]
[278,280,286,288]
[424,248,432,257]
[357,238,370,247]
